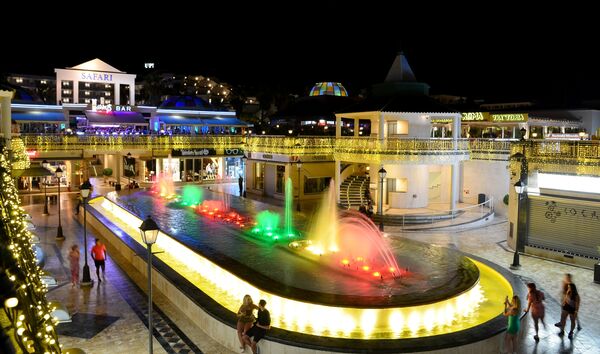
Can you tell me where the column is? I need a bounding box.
[335,115,342,137]
[56,80,62,104]
[114,84,120,106]
[115,153,121,186]
[73,81,79,104]
[129,84,135,106]
[1,93,12,144]
[334,160,341,204]
[183,158,187,182]
[354,118,359,137]
[450,162,459,211]
[378,112,385,141]
[501,127,505,139]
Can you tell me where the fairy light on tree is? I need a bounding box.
[0,148,61,353]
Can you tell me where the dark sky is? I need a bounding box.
[3,2,600,102]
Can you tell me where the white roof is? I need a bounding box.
[68,58,123,73]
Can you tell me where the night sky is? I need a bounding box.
[3,3,600,102]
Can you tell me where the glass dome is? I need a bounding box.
[309,82,348,97]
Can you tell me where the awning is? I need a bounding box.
[158,115,204,125]
[11,111,66,122]
[158,115,250,126]
[12,167,53,177]
[204,118,250,126]
[85,110,147,125]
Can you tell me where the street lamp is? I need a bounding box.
[579,131,586,140]
[510,180,526,269]
[139,215,160,354]
[241,156,247,198]
[55,166,64,241]
[378,167,387,231]
[296,160,302,212]
[42,160,49,215]
[126,152,132,191]
[80,180,93,287]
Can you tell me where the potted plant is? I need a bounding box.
[503,194,509,205]
[102,168,113,184]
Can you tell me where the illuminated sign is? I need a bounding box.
[80,72,114,82]
[144,63,155,69]
[490,113,528,122]
[26,150,37,158]
[115,105,132,112]
[171,149,216,156]
[431,118,452,123]
[461,112,487,121]
[94,104,113,112]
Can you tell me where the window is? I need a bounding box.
[304,177,332,194]
[40,80,46,84]
[85,91,90,96]
[15,78,23,83]
[63,81,70,86]
[85,83,91,88]
[254,163,264,190]
[276,165,285,194]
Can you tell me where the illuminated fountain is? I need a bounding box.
[180,185,203,206]
[152,171,176,198]
[294,181,400,280]
[93,185,518,351]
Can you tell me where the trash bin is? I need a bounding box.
[478,193,487,204]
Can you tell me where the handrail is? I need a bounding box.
[395,197,495,228]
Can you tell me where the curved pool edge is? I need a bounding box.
[85,196,527,353]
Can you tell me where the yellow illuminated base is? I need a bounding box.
[91,197,513,339]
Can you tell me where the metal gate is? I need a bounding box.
[528,195,600,259]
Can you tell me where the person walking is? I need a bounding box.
[555,273,582,331]
[524,283,545,342]
[90,238,107,282]
[243,299,271,354]
[237,295,258,353]
[68,245,80,287]
[503,295,521,354]
[557,283,580,339]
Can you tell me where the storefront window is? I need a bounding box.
[304,177,331,194]
[254,163,265,190]
[276,165,285,194]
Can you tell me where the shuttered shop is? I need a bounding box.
[528,195,600,258]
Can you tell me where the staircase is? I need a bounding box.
[340,175,370,209]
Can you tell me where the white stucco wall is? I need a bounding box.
[462,160,510,216]
[375,164,429,208]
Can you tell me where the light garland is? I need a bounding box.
[10,138,30,170]
[0,148,61,353]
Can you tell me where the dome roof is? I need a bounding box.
[159,95,211,109]
[309,82,348,97]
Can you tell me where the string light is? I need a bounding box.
[0,147,61,353]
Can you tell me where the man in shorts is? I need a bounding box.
[90,238,107,282]
[243,299,270,354]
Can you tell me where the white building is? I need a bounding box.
[55,58,136,105]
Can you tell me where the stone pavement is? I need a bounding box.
[18,178,600,354]
[387,221,600,354]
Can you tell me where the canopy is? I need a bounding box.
[12,167,53,177]
[85,110,147,125]
[11,111,66,122]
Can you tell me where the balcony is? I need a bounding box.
[511,140,600,176]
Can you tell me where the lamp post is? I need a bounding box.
[296,160,302,212]
[511,180,526,269]
[126,152,132,191]
[241,155,247,198]
[42,160,49,215]
[55,166,64,241]
[139,216,160,354]
[80,180,93,287]
[378,167,387,231]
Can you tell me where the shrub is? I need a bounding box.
[503,194,509,205]
[102,168,113,177]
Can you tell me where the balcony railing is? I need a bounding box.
[21,134,529,160]
[510,140,600,176]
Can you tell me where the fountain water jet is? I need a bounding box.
[151,171,176,198]
[284,177,295,237]
[304,180,400,278]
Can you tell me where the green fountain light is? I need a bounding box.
[181,185,203,206]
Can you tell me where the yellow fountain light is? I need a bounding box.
[92,196,514,340]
